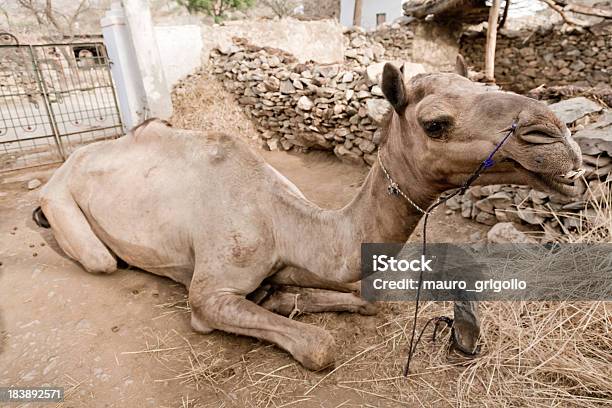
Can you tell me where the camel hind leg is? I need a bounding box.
[39,192,117,274]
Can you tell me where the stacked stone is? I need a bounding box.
[445,97,611,234]
[343,27,386,68]
[445,180,609,233]
[208,40,391,165]
[460,23,612,94]
[368,23,415,62]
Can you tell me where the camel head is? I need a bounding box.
[379,57,584,200]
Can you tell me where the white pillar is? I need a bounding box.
[121,0,173,119]
[101,2,147,130]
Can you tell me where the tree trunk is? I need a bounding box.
[485,0,501,83]
[353,0,362,27]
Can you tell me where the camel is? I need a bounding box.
[34,59,583,370]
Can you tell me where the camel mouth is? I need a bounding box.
[507,159,586,197]
[532,171,585,196]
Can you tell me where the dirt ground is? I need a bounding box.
[0,146,488,407]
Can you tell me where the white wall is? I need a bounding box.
[154,25,203,89]
[340,0,403,30]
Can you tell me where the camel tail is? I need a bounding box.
[33,206,50,228]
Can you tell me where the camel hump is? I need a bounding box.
[130,118,172,142]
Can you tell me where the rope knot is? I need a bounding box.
[387,182,400,196]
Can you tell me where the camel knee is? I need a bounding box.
[39,195,118,275]
[190,312,214,334]
[189,293,227,333]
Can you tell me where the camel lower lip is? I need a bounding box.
[532,171,582,196]
[509,159,583,196]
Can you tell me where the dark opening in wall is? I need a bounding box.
[72,45,106,69]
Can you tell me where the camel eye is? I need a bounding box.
[423,120,447,136]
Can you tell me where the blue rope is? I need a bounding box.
[483,122,518,169]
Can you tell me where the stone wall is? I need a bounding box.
[460,23,612,93]
[205,33,391,165]
[368,23,414,62]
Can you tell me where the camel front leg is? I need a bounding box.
[189,282,336,370]
[259,287,378,316]
[453,300,481,355]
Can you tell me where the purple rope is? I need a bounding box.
[483,122,518,169]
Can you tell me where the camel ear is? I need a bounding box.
[382,63,408,114]
[455,54,468,78]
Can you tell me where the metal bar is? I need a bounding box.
[0,41,107,49]
[28,45,66,160]
[13,84,117,96]
[55,124,122,138]
[0,160,63,174]
[0,133,59,143]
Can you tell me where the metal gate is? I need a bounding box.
[0,34,123,172]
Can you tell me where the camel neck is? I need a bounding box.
[278,115,441,282]
[343,110,440,242]
[290,158,439,283]
[278,152,440,283]
[341,157,436,243]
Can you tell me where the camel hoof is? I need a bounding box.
[358,301,379,316]
[296,329,336,371]
[452,318,481,356]
[452,301,481,356]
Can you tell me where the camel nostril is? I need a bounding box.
[535,156,544,164]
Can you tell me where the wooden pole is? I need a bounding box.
[485,0,501,83]
[353,0,362,26]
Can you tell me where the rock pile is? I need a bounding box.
[461,23,612,93]
[445,180,609,234]
[445,97,611,235]
[343,27,386,68]
[207,38,393,165]
[368,22,415,62]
